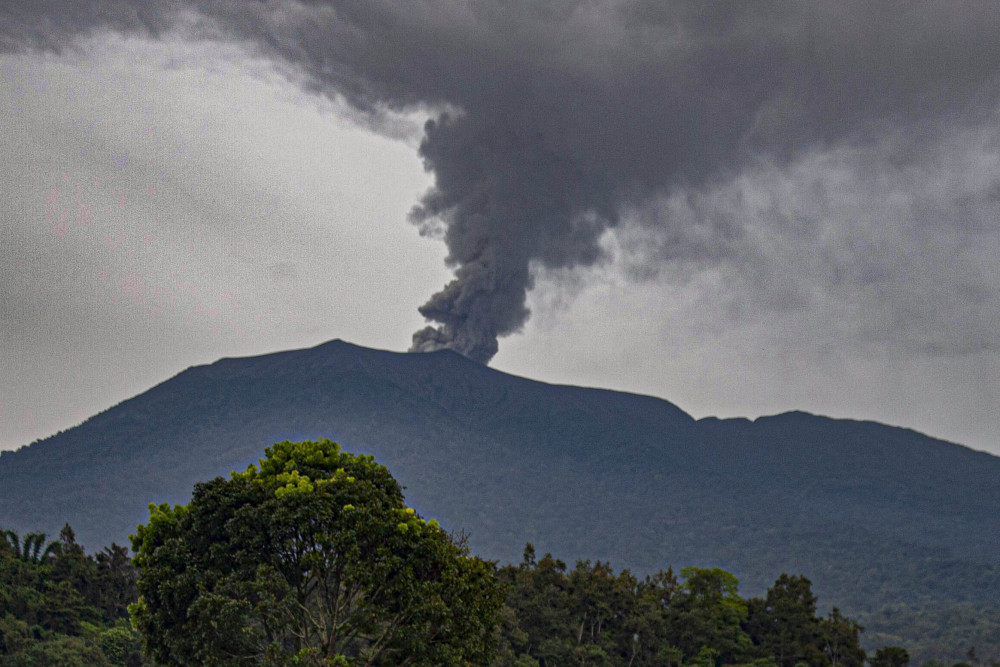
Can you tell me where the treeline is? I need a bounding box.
[0,525,147,666]
[492,548,1000,667]
[3,524,998,667]
[857,602,1000,667]
[0,525,996,667]
[492,544,866,667]
[2,435,996,666]
[0,523,877,667]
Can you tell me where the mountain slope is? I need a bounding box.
[3,339,998,657]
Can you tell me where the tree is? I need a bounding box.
[871,646,910,667]
[668,567,752,665]
[818,608,864,667]
[493,547,575,665]
[91,543,138,621]
[1,529,60,564]
[51,524,95,594]
[745,574,824,667]
[129,439,503,666]
[0,523,134,662]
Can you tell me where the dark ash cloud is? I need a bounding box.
[8,1,1000,363]
[0,1,171,53]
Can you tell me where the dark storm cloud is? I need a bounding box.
[8,1,1000,363]
[0,1,172,53]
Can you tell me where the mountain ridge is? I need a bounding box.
[3,339,999,657]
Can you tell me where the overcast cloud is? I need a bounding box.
[2,2,998,453]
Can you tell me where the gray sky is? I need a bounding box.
[2,2,998,454]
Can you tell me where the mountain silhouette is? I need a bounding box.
[3,339,998,653]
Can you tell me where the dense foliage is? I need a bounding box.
[4,527,990,667]
[0,525,147,665]
[3,438,998,666]
[129,439,503,666]
[491,546,868,667]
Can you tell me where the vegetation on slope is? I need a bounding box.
[4,440,997,666]
[0,341,1000,660]
[0,525,144,665]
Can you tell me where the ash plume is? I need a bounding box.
[224,1,999,365]
[6,1,1000,363]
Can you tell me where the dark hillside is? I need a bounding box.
[2,339,998,660]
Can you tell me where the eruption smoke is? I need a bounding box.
[5,1,1000,364]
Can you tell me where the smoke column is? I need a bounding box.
[5,1,1000,363]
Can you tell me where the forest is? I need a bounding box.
[0,439,995,666]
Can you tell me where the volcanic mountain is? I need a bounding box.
[3,339,998,656]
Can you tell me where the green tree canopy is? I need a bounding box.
[129,438,503,666]
[669,567,752,665]
[745,574,822,667]
[0,522,147,665]
[1,529,60,564]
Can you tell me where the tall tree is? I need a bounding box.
[746,574,824,667]
[818,608,865,667]
[668,567,752,665]
[2,530,60,564]
[130,438,503,666]
[91,543,138,621]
